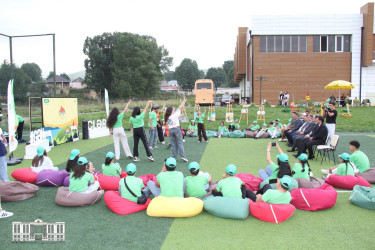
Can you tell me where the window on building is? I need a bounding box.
[336,36,343,52]
[259,35,306,53]
[291,36,298,52]
[344,35,350,52]
[321,36,328,52]
[328,35,335,52]
[313,36,320,52]
[275,36,282,52]
[299,36,307,52]
[283,35,291,52]
[260,36,266,52]
[267,36,274,52]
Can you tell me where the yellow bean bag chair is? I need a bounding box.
[147,196,203,217]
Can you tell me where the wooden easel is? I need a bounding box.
[257,105,266,124]
[239,101,249,124]
[194,104,200,119]
[225,102,234,123]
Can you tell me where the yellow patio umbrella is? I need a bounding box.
[324,80,355,102]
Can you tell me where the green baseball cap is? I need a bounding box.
[339,152,350,161]
[106,152,115,159]
[165,157,177,168]
[188,162,200,170]
[263,123,267,126]
[191,120,195,123]
[253,121,257,124]
[77,157,88,165]
[126,163,137,174]
[275,118,280,122]
[289,118,292,122]
[280,176,292,189]
[69,149,80,160]
[297,153,308,161]
[37,146,45,157]
[226,164,237,176]
[277,153,289,163]
[235,119,238,121]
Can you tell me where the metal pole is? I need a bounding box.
[259,76,262,106]
[53,34,56,97]
[9,37,13,78]
[359,27,364,103]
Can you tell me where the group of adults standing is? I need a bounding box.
[106,97,188,163]
[279,91,290,107]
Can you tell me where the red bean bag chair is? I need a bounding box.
[249,200,295,223]
[11,168,38,184]
[291,184,337,211]
[104,191,151,215]
[325,175,371,190]
[235,173,262,192]
[97,174,121,191]
[138,174,157,186]
[36,170,70,187]
[0,181,39,202]
[355,168,375,184]
[120,172,128,178]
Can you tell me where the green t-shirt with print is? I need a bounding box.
[157,171,184,198]
[113,112,124,128]
[218,126,228,132]
[336,163,355,176]
[185,175,209,198]
[102,163,121,177]
[292,163,310,180]
[251,125,260,131]
[349,150,370,173]
[216,177,243,198]
[189,124,197,131]
[266,162,280,181]
[148,111,157,127]
[268,127,276,131]
[69,172,94,192]
[276,123,283,128]
[262,189,291,204]
[196,113,205,124]
[230,123,240,129]
[119,176,145,203]
[129,112,145,128]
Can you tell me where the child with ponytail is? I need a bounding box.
[292,153,311,180]
[102,152,121,177]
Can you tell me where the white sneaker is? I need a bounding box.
[181,158,188,162]
[148,156,155,162]
[0,210,14,219]
[205,140,208,143]
[198,141,201,143]
[310,172,314,177]
[278,138,283,141]
[153,146,158,149]
[183,139,185,142]
[321,169,329,175]
[161,141,165,144]
[149,146,153,150]
[133,157,140,162]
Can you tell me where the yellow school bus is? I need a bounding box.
[194,79,215,105]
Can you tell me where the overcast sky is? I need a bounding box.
[0,0,371,78]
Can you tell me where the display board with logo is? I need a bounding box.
[42,98,79,145]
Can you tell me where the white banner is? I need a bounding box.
[104,88,109,118]
[7,79,18,153]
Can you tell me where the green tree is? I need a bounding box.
[21,63,42,82]
[0,60,31,101]
[28,82,49,97]
[164,71,176,82]
[60,73,70,81]
[199,70,205,79]
[222,60,234,76]
[176,58,200,91]
[205,67,227,88]
[227,66,236,87]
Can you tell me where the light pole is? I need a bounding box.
[255,67,266,106]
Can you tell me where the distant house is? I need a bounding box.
[161,80,179,92]
[70,77,87,89]
[46,75,70,89]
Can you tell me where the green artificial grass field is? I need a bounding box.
[0,133,374,249]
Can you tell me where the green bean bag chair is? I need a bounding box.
[228,130,245,138]
[203,196,249,220]
[349,185,375,210]
[259,176,298,191]
[205,130,217,138]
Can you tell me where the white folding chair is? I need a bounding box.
[316,135,340,164]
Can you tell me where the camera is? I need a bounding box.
[271,142,276,147]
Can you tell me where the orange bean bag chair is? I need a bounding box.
[325,175,371,190]
[291,184,337,211]
[249,200,295,223]
[11,168,38,184]
[104,191,151,215]
[235,173,262,192]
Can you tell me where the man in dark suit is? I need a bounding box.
[294,116,328,159]
[288,115,317,152]
[284,112,304,147]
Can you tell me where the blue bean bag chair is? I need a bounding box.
[349,185,375,210]
[203,196,249,220]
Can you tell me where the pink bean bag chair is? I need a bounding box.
[325,175,371,190]
[36,170,70,187]
[11,168,38,184]
[291,184,337,211]
[355,168,375,184]
[0,181,39,202]
[249,200,295,223]
[138,174,157,186]
[235,173,262,192]
[104,191,151,215]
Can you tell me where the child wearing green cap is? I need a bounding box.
[322,153,355,178]
[248,176,292,204]
[148,104,159,149]
[228,119,240,132]
[218,121,228,138]
[255,123,269,139]
[246,121,260,138]
[31,146,57,173]
[66,149,80,173]
[185,162,211,198]
[267,122,277,139]
[292,153,311,180]
[69,157,102,194]
[147,157,184,197]
[119,163,150,204]
[212,164,246,198]
[259,142,292,182]
[102,152,122,177]
[196,108,208,143]
[186,120,197,137]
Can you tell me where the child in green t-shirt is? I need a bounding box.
[69,157,102,194]
[255,123,269,139]
[119,163,150,204]
[186,120,197,137]
[185,162,211,198]
[66,149,80,173]
[218,121,228,138]
[259,142,292,181]
[102,152,122,177]
[268,122,277,139]
[228,119,240,132]
[196,109,208,143]
[248,176,292,204]
[292,153,311,180]
[322,153,355,179]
